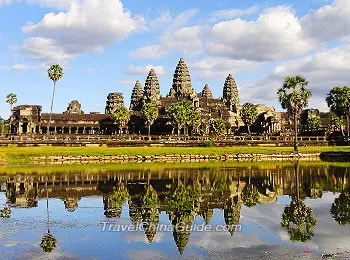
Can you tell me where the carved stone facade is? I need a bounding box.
[168,58,196,99]
[143,69,160,105]
[223,74,240,113]
[105,93,124,114]
[64,100,83,114]
[200,84,213,99]
[130,80,144,111]
[9,57,330,137]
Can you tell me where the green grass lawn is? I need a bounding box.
[0,146,349,165]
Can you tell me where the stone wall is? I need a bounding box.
[31,153,321,165]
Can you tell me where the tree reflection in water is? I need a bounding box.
[281,161,317,242]
[40,182,57,253]
[1,163,350,254]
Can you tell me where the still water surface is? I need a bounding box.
[0,162,349,259]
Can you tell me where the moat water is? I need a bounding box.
[0,162,349,260]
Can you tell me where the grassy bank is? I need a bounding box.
[0,146,349,165]
[1,160,350,175]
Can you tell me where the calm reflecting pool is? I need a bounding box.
[0,162,350,260]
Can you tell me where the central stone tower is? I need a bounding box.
[168,58,195,99]
[143,69,160,105]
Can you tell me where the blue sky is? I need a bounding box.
[0,0,349,118]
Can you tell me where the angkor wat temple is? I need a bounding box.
[9,58,325,136]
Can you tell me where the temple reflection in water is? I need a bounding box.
[1,163,349,253]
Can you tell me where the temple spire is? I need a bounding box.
[168,58,195,99]
[143,69,160,105]
[130,80,144,111]
[223,74,239,113]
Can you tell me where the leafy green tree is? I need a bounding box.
[142,185,159,209]
[329,112,345,132]
[0,207,11,218]
[240,103,258,135]
[40,233,57,253]
[303,117,322,132]
[166,100,200,136]
[167,183,201,211]
[47,64,63,134]
[281,199,317,242]
[331,192,350,225]
[210,118,226,136]
[141,103,159,137]
[113,104,130,135]
[6,93,17,111]
[326,86,350,137]
[278,76,312,152]
[103,184,129,218]
[241,184,259,207]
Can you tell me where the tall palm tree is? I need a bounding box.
[277,76,312,152]
[40,181,57,253]
[6,93,17,135]
[6,93,17,111]
[47,65,63,134]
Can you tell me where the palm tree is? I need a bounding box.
[47,64,63,134]
[40,181,57,253]
[6,93,17,111]
[6,93,17,135]
[281,161,317,242]
[277,76,312,152]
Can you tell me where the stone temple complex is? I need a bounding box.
[9,57,314,136]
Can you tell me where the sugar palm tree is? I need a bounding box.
[278,76,312,152]
[40,181,57,253]
[47,65,63,134]
[6,93,17,111]
[281,161,317,242]
[6,93,17,135]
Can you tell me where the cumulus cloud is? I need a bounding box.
[130,10,203,59]
[302,0,350,43]
[129,45,167,59]
[211,6,259,20]
[190,57,260,81]
[207,6,315,61]
[240,43,350,110]
[21,0,144,63]
[0,63,46,70]
[161,25,205,56]
[125,64,165,76]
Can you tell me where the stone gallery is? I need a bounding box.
[9,58,311,136]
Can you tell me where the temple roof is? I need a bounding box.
[201,84,213,99]
[168,58,194,98]
[143,69,160,104]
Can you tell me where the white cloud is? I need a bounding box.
[0,63,46,70]
[302,0,350,43]
[129,45,168,59]
[130,9,201,59]
[207,6,315,61]
[125,64,165,76]
[21,0,144,63]
[161,25,205,56]
[239,43,350,110]
[0,0,12,6]
[190,57,260,81]
[211,6,259,20]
